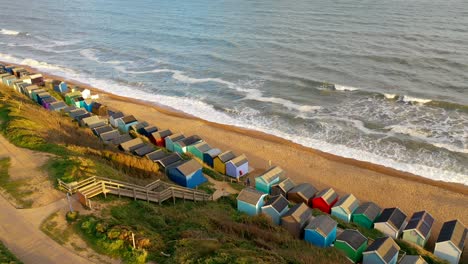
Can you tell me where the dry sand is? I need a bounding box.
[2,61,468,250]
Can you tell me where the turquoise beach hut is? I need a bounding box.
[237,188,267,216]
[304,215,337,248]
[331,194,360,223]
[84,99,94,112]
[335,229,368,263]
[117,115,139,133]
[352,202,381,229]
[255,166,284,194]
[363,237,400,264]
[187,141,211,161]
[173,135,202,154]
[261,195,289,225]
[165,133,185,152]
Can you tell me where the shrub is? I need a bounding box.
[66,211,79,223]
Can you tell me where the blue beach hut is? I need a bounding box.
[84,100,94,112]
[261,195,289,225]
[166,159,206,189]
[117,115,139,133]
[255,166,284,194]
[363,237,400,264]
[53,80,68,93]
[173,135,203,154]
[331,194,360,223]
[203,148,221,168]
[237,188,267,216]
[304,215,337,247]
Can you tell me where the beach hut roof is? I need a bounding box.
[228,154,248,167]
[121,115,137,124]
[289,183,318,200]
[436,220,467,251]
[28,73,42,79]
[110,111,124,119]
[315,188,338,204]
[142,126,158,134]
[274,178,296,194]
[217,150,236,163]
[73,96,84,102]
[119,138,144,151]
[354,202,381,220]
[192,142,211,152]
[24,85,39,92]
[52,79,63,85]
[204,148,221,158]
[50,101,67,109]
[171,159,202,176]
[134,144,156,157]
[258,166,284,184]
[263,195,289,213]
[158,153,182,167]
[62,106,77,113]
[131,122,149,131]
[237,188,266,205]
[176,135,202,147]
[94,125,113,135]
[283,203,311,224]
[42,97,56,104]
[399,255,427,264]
[82,116,100,125]
[111,134,133,145]
[146,150,168,161]
[92,102,103,110]
[167,132,184,142]
[364,237,400,264]
[375,208,407,231]
[306,215,337,237]
[151,129,172,139]
[69,109,88,118]
[333,194,360,214]
[100,130,121,142]
[336,229,367,251]
[37,92,51,97]
[404,211,434,238]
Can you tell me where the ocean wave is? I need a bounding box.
[398,95,432,104]
[334,84,360,91]
[79,48,132,65]
[0,29,20,35]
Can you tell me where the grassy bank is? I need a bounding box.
[0,158,33,208]
[0,240,22,264]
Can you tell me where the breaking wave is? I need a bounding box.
[0,29,20,35]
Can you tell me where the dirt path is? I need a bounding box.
[206,176,239,200]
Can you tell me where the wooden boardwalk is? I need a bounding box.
[58,177,212,208]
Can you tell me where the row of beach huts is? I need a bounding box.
[0,64,466,264]
[236,166,466,263]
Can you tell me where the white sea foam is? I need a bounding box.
[400,95,432,104]
[0,29,20,35]
[334,84,360,91]
[79,48,132,65]
[384,93,397,99]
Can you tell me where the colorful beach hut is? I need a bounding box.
[434,220,466,264]
[352,202,381,229]
[362,237,400,264]
[119,138,145,152]
[399,255,427,264]
[287,183,317,205]
[149,129,173,147]
[83,100,94,112]
[226,154,249,179]
[203,148,221,168]
[129,122,149,134]
[281,203,312,239]
[173,135,202,154]
[261,195,289,225]
[156,153,182,168]
[52,80,68,93]
[117,115,138,133]
[304,215,337,248]
[24,74,44,86]
[166,159,206,188]
[73,96,86,108]
[312,188,339,214]
[255,166,284,194]
[23,85,39,98]
[139,126,158,137]
[31,89,46,102]
[91,102,108,116]
[331,194,360,223]
[165,133,184,151]
[335,229,368,263]
[65,91,82,105]
[271,177,295,197]
[213,150,236,175]
[49,101,68,112]
[237,188,267,216]
[41,97,56,110]
[374,207,407,239]
[187,141,211,161]
[108,111,124,127]
[402,211,434,247]
[134,144,156,157]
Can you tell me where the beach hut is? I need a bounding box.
[271,177,295,197]
[49,101,68,112]
[52,80,68,93]
[166,159,206,189]
[150,129,173,147]
[109,111,125,127]
[83,100,94,112]
[119,138,145,152]
[139,126,158,137]
[173,135,203,154]
[62,105,77,114]
[187,141,211,161]
[23,85,39,98]
[117,115,139,133]
[352,202,381,229]
[129,121,148,133]
[65,91,82,105]
[6,76,18,87]
[99,130,122,144]
[31,89,46,102]
[134,144,156,157]
[237,188,267,216]
[146,150,169,162]
[203,148,221,168]
[73,97,86,108]
[261,195,289,225]
[3,75,16,86]
[304,215,337,247]
[23,74,44,86]
[335,229,368,263]
[11,80,24,92]
[74,112,92,123]
[255,166,284,194]
[91,102,108,116]
[281,203,312,239]
[226,154,249,179]
[213,150,236,175]
[400,255,427,264]
[37,92,51,105]
[81,89,91,99]
[434,220,466,264]
[111,134,133,145]
[93,125,113,136]
[17,82,31,95]
[4,66,15,74]
[374,208,407,239]
[156,153,182,168]
[287,183,318,205]
[41,97,56,110]
[362,237,400,264]
[80,116,101,127]
[402,211,434,247]
[312,188,338,214]
[12,67,26,77]
[331,194,360,223]
[84,117,107,129]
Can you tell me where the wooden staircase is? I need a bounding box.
[58,176,212,208]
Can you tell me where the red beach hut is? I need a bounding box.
[312,188,339,214]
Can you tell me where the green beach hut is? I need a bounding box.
[255,166,284,194]
[187,141,211,161]
[352,202,381,229]
[402,211,434,248]
[65,91,82,105]
[335,229,368,263]
[173,135,202,154]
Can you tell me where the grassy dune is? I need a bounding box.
[0,240,22,264]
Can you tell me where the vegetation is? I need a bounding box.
[0,240,22,264]
[0,158,33,208]
[396,240,448,264]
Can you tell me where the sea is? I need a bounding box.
[0,0,467,185]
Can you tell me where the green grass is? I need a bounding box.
[197,181,216,194]
[0,240,22,264]
[202,167,226,181]
[0,158,33,208]
[40,211,73,246]
[396,240,448,264]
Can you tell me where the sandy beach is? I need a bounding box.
[2,61,468,249]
